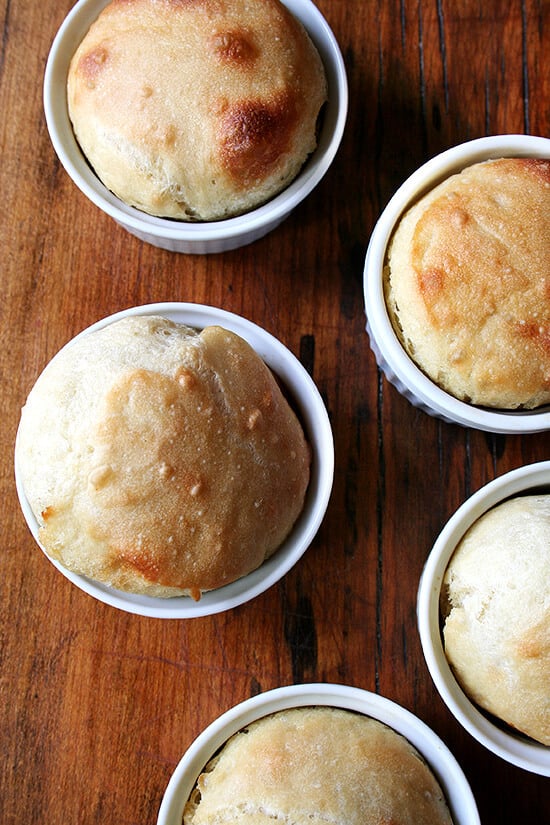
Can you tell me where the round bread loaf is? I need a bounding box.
[183,707,453,824]
[385,158,550,409]
[67,0,327,221]
[16,316,310,600]
[442,494,550,745]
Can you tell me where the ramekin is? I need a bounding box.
[157,682,480,825]
[14,302,334,618]
[417,461,550,775]
[363,134,550,434]
[43,0,348,254]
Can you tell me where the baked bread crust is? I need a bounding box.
[385,158,550,409]
[183,707,453,824]
[16,317,310,599]
[442,494,550,745]
[67,0,327,221]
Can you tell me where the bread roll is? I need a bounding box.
[442,494,550,745]
[385,158,550,409]
[184,707,453,824]
[16,316,311,599]
[67,0,327,221]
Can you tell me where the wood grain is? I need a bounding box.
[1,0,549,823]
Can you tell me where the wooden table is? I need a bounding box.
[1,1,548,822]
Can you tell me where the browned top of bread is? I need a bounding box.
[16,317,311,599]
[385,158,550,409]
[67,0,327,221]
[442,494,550,745]
[183,707,453,824]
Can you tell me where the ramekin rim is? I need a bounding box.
[15,302,334,618]
[417,460,550,775]
[42,0,348,242]
[157,682,480,825]
[363,134,550,434]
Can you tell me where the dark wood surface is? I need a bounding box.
[1,1,549,822]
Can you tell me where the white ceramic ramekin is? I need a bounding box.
[14,302,334,618]
[418,461,550,776]
[43,0,348,254]
[363,134,550,434]
[157,682,480,825]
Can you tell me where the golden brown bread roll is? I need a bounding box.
[16,316,311,599]
[183,707,453,824]
[385,157,550,409]
[442,494,550,745]
[67,0,327,221]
